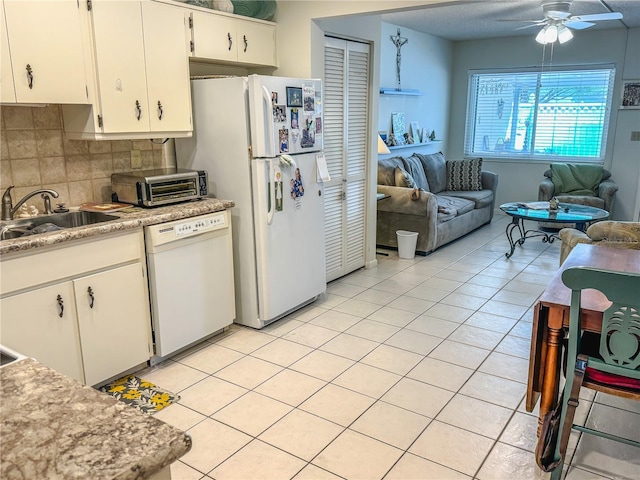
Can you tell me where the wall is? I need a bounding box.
[0,105,167,210]
[449,28,640,221]
[378,22,452,157]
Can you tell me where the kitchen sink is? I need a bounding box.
[0,344,26,367]
[0,211,119,240]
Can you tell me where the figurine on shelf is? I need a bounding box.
[387,133,398,146]
[429,130,436,142]
[404,132,414,144]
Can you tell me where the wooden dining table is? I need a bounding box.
[526,243,640,430]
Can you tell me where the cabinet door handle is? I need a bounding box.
[56,294,64,318]
[227,32,233,51]
[243,35,248,53]
[135,100,142,121]
[87,286,95,309]
[157,101,163,120]
[26,64,34,89]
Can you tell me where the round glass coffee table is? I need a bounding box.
[499,202,609,258]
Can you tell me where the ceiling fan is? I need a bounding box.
[501,0,623,44]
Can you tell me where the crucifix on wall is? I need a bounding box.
[390,28,408,91]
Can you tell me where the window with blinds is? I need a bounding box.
[464,66,615,162]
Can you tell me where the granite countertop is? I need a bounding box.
[0,358,191,479]
[0,197,235,256]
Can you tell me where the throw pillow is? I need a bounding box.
[394,166,417,188]
[446,158,483,191]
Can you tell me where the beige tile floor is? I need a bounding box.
[140,214,640,480]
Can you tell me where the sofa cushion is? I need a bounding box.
[556,195,605,210]
[378,156,403,186]
[412,152,447,193]
[442,189,494,209]
[395,166,417,188]
[401,155,429,191]
[446,158,483,191]
[437,195,475,218]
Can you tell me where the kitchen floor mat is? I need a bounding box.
[98,375,179,414]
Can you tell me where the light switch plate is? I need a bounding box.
[131,150,142,168]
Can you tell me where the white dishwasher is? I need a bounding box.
[145,210,235,361]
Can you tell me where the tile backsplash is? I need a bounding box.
[0,105,170,211]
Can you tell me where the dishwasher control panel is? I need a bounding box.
[175,213,226,237]
[145,211,229,250]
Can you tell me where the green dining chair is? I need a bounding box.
[550,266,640,480]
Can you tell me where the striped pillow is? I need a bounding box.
[446,158,483,191]
[394,166,417,188]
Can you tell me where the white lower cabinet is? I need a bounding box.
[74,263,152,386]
[0,230,152,386]
[1,281,84,382]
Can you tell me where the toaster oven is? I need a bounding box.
[111,168,208,207]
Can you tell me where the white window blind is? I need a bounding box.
[464,66,615,162]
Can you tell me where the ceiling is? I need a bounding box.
[380,0,640,41]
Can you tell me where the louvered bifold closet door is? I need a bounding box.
[323,37,370,282]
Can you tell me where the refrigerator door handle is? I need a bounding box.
[267,158,275,225]
[261,85,276,158]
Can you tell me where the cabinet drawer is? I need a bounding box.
[1,229,144,295]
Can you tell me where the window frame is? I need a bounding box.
[464,64,616,164]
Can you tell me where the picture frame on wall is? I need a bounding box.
[620,80,640,109]
[286,87,303,107]
[378,131,388,144]
[391,112,405,145]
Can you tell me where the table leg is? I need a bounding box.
[505,217,523,258]
[538,309,564,434]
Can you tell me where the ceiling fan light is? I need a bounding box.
[558,25,573,43]
[544,24,558,43]
[536,26,549,44]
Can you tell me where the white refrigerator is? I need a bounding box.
[176,75,326,329]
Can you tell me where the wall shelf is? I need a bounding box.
[387,141,442,151]
[380,87,424,96]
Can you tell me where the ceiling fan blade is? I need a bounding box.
[569,12,623,22]
[565,21,595,30]
[515,23,545,31]
[495,18,544,23]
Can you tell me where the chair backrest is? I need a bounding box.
[561,267,640,372]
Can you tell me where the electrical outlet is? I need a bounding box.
[631,131,640,142]
[131,150,142,168]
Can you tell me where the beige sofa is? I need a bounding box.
[376,152,498,255]
[559,221,640,264]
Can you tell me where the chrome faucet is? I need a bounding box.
[1,186,60,220]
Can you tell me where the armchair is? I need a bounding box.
[559,221,640,264]
[538,163,618,215]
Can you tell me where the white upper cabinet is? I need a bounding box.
[90,0,149,134]
[142,1,192,133]
[0,2,15,103]
[63,0,192,139]
[189,8,276,67]
[236,19,276,66]
[1,0,88,104]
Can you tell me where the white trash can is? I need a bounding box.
[396,230,418,259]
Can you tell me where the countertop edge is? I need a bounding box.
[0,198,234,256]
